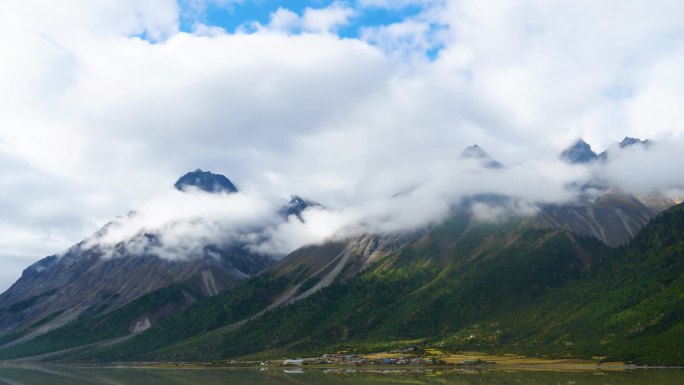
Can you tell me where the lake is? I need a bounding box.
[0,366,680,385]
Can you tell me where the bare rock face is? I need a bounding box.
[174,169,238,193]
[561,139,598,164]
[533,193,661,246]
[279,196,322,220]
[0,239,273,338]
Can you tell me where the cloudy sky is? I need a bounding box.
[1,0,684,291]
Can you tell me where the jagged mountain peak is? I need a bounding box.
[461,144,487,158]
[597,137,653,161]
[619,136,652,149]
[560,139,597,164]
[460,144,504,169]
[279,195,321,220]
[174,169,238,193]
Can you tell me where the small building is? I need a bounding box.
[283,359,304,366]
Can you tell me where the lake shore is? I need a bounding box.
[97,361,683,372]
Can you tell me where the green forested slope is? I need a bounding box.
[3,205,684,365]
[127,205,683,364]
[92,215,609,362]
[483,203,684,364]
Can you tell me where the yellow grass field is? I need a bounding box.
[440,353,625,369]
[363,349,626,370]
[424,349,444,356]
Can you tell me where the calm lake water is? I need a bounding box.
[0,366,680,385]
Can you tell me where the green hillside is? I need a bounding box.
[0,271,290,361]
[486,202,684,364]
[2,204,684,365]
[87,215,609,362]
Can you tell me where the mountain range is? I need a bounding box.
[0,139,682,365]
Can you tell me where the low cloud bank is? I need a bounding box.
[83,138,684,261]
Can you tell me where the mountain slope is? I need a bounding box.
[0,242,271,343]
[490,202,684,364]
[44,215,600,359]
[0,142,677,363]
[67,203,684,365]
[0,231,429,361]
[0,196,676,363]
[534,192,658,246]
[0,171,275,347]
[110,215,604,362]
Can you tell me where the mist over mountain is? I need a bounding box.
[0,136,680,352]
[1,179,682,365]
[9,136,684,272]
[3,0,684,299]
[460,145,504,169]
[0,173,274,341]
[63,138,684,260]
[560,139,598,164]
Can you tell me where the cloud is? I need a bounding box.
[1,0,684,290]
[267,3,355,34]
[268,8,300,32]
[357,0,434,9]
[86,189,284,260]
[301,3,355,33]
[73,145,596,262]
[0,0,180,42]
[597,140,684,195]
[360,19,442,58]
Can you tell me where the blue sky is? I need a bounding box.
[178,0,425,38]
[173,1,444,59]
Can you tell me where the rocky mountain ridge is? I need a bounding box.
[14,202,682,365]
[561,136,652,164]
[0,171,304,344]
[0,137,677,362]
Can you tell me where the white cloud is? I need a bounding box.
[357,0,433,9]
[267,3,355,34]
[598,140,684,195]
[360,19,438,58]
[434,0,684,151]
[301,3,355,33]
[178,0,244,22]
[268,8,300,32]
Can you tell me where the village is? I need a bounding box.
[265,348,453,368]
[235,348,628,371]
[148,348,632,373]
